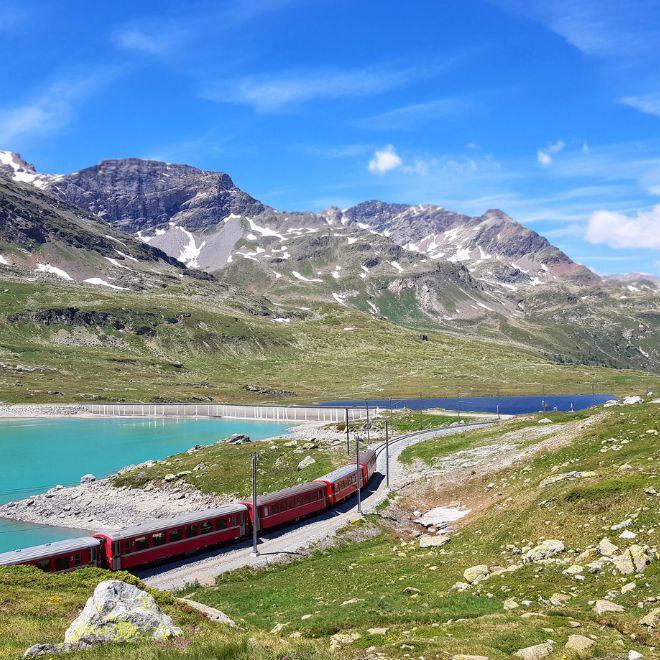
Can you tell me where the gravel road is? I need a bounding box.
[140,423,491,591]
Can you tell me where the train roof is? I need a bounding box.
[242,481,325,507]
[359,448,376,461]
[315,465,357,484]
[0,536,100,566]
[95,504,248,541]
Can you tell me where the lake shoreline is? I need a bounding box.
[0,417,345,541]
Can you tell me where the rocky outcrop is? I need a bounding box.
[65,580,181,644]
[24,580,181,656]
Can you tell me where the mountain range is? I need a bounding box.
[0,150,658,373]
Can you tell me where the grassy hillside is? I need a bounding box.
[184,403,659,658]
[0,567,323,660]
[0,278,657,404]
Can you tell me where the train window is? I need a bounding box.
[169,529,182,542]
[134,536,149,551]
[201,521,213,535]
[296,496,303,506]
[36,559,51,572]
[54,555,70,572]
[304,493,310,503]
[73,553,82,567]
[271,503,279,514]
[216,517,227,529]
[152,533,166,547]
[185,524,199,537]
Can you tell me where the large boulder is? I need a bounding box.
[64,580,182,645]
[524,540,564,562]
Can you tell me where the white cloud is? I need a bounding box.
[537,150,552,166]
[585,205,660,249]
[114,27,179,55]
[537,139,565,165]
[202,66,438,113]
[368,145,402,174]
[0,70,117,145]
[620,93,660,117]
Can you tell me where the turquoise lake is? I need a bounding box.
[0,417,289,553]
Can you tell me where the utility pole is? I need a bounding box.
[251,453,259,557]
[496,404,500,420]
[365,402,370,442]
[345,407,350,456]
[355,434,362,514]
[385,420,390,489]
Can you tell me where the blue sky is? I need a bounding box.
[1,0,659,275]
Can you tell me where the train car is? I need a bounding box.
[0,537,100,573]
[241,481,327,531]
[358,449,377,482]
[314,465,362,506]
[94,504,248,570]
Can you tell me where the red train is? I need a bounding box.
[0,449,378,574]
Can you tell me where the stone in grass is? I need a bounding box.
[463,565,490,583]
[329,632,361,650]
[39,580,182,650]
[539,471,596,488]
[639,607,660,628]
[503,598,519,610]
[564,634,595,656]
[513,641,553,659]
[419,534,450,548]
[628,652,643,660]
[367,627,388,635]
[550,593,570,606]
[594,599,624,615]
[452,656,490,660]
[524,539,564,562]
[297,455,316,470]
[597,537,618,556]
[613,545,653,575]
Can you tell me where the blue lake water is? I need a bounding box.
[0,417,289,553]
[318,394,615,415]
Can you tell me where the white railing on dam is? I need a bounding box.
[82,403,373,423]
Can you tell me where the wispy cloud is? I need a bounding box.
[490,0,659,58]
[294,143,372,159]
[537,139,565,166]
[113,0,294,57]
[0,69,119,145]
[355,97,470,130]
[620,93,660,117]
[201,64,444,113]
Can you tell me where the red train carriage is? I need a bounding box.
[241,481,327,531]
[94,504,247,570]
[0,537,100,573]
[315,465,362,506]
[358,449,377,482]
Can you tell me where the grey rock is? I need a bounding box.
[64,580,182,644]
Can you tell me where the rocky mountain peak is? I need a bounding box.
[0,151,36,176]
[46,157,266,233]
